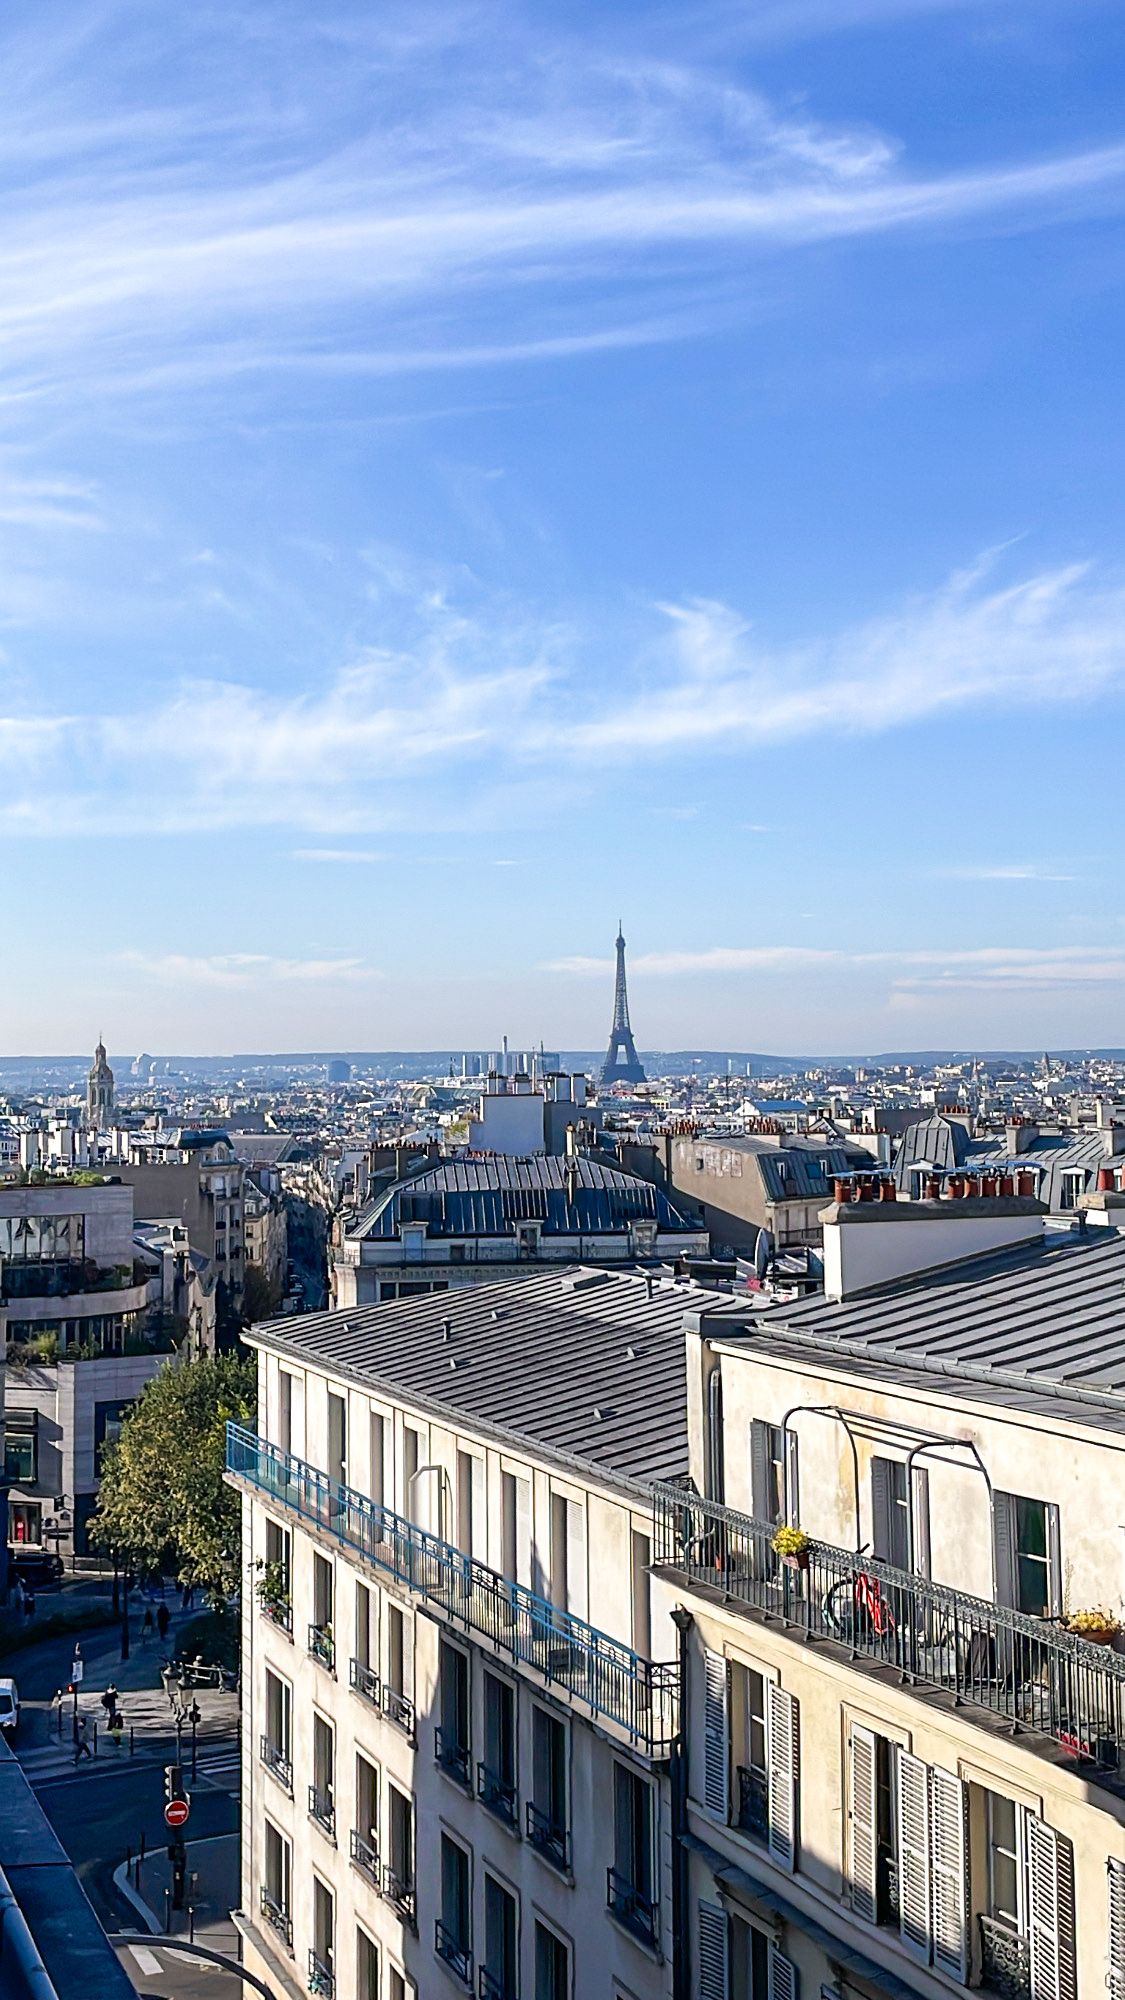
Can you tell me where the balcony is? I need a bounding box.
[308,1949,335,1999]
[382,1863,417,1931]
[435,1920,472,1985]
[227,1423,678,1756]
[259,1735,292,1793]
[606,1867,659,1950]
[979,1915,1031,2000]
[383,1686,416,1736]
[348,1654,416,1738]
[479,1970,516,2000]
[735,1764,768,1841]
[652,1482,1125,1774]
[259,1886,292,1949]
[477,1761,517,1827]
[435,1726,471,1788]
[526,1802,568,1870]
[260,1595,292,1637]
[308,1623,335,1673]
[349,1829,379,1887]
[308,1783,336,1841]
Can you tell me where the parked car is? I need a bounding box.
[0,1679,19,1738]
[7,1548,64,1588]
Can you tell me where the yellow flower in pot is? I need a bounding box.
[1065,1607,1121,1646]
[771,1525,811,1571]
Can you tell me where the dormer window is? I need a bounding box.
[402,1225,425,1259]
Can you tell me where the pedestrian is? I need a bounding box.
[109,1711,125,1749]
[142,1606,154,1645]
[101,1684,117,1718]
[73,1717,92,1764]
[156,1602,170,1642]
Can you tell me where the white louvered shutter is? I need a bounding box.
[1108,1858,1125,1997]
[1028,1815,1077,2000]
[768,1943,799,2000]
[698,1901,729,2000]
[766,1681,798,1872]
[930,1765,969,1982]
[847,1726,879,1924]
[702,1649,730,1819]
[896,1750,932,1962]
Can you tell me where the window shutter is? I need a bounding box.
[785,1432,800,1527]
[698,1901,729,2000]
[702,1649,730,1819]
[1108,1858,1125,1998]
[930,1765,969,1983]
[1028,1815,1076,2000]
[768,1944,799,2000]
[992,1491,1017,1607]
[751,1421,771,1521]
[912,1466,931,1578]
[1046,1504,1062,1619]
[847,1725,879,1924]
[766,1682,798,1872]
[896,1750,932,1962]
[871,1459,893,1563]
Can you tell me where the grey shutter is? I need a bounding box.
[847,1725,879,1924]
[702,1649,730,1819]
[992,1491,1017,1607]
[751,1421,771,1521]
[785,1431,800,1527]
[930,1765,969,1982]
[768,1944,799,2000]
[1046,1504,1062,1618]
[1028,1816,1076,2000]
[766,1681,798,1872]
[698,1901,729,2000]
[1108,1858,1125,1997]
[896,1750,932,1962]
[912,1466,931,1578]
[871,1459,893,1563]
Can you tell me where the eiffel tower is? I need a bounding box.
[599,924,647,1086]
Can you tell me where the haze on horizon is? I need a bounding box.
[2,0,1124,1057]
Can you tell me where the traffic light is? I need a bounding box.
[164,1763,184,1804]
[66,1683,76,1697]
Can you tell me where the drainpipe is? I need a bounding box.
[669,1606,693,2000]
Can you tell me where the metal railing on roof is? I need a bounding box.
[227,1422,678,1755]
[652,1483,1125,1771]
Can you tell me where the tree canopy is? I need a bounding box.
[91,1351,256,1603]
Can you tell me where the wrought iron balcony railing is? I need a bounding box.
[606,1867,659,1950]
[735,1763,769,1840]
[308,1622,335,1673]
[227,1423,678,1755]
[435,1920,473,1985]
[479,1968,517,2000]
[259,1735,292,1793]
[308,1783,336,1840]
[348,1658,417,1739]
[349,1829,379,1886]
[652,1482,1125,1770]
[526,1801,569,1871]
[477,1760,517,1826]
[259,1886,292,1948]
[383,1862,417,1931]
[979,1915,1031,2000]
[308,1949,335,1999]
[435,1726,472,1787]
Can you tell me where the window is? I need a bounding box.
[631,1530,652,1657]
[327,1391,347,1486]
[261,1518,292,1633]
[355,1581,375,1672]
[1060,1171,1085,1210]
[263,1669,292,1786]
[311,1554,335,1668]
[3,1412,37,1486]
[387,1785,415,1915]
[278,1371,293,1455]
[534,1922,569,2000]
[731,1662,768,1842]
[437,1833,472,1983]
[401,1225,425,1259]
[993,1492,1061,1617]
[353,1753,379,1880]
[457,1449,486,1560]
[750,1420,795,1526]
[706,1651,799,1872]
[403,1425,420,1507]
[480,1672,517,1824]
[310,1713,335,1837]
[609,1764,657,1947]
[871,1458,912,1571]
[385,1602,414,1730]
[370,1411,387,1510]
[262,1821,292,1946]
[847,1726,900,1928]
[986,1790,1023,1934]
[311,1877,335,1995]
[437,1640,471,1784]
[356,1929,379,2000]
[529,1706,569,1868]
[483,1876,518,2000]
[8,1502,41,1545]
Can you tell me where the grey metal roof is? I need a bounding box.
[350,1153,700,1242]
[893,1117,1113,1211]
[721,1228,1125,1434]
[249,1267,712,1485]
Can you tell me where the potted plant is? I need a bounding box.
[1064,1607,1121,1647]
[254,1557,291,1625]
[771,1526,811,1572]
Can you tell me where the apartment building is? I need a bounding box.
[656,1190,1125,2000]
[331,1152,707,1308]
[227,1269,709,2000]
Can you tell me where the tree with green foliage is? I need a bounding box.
[91,1352,256,1604]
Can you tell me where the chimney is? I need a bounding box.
[1004,1116,1039,1155]
[820,1189,1045,1303]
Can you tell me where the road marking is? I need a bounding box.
[128,1945,162,1977]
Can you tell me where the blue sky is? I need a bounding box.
[3,0,1125,1055]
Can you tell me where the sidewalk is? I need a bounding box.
[117,1828,241,1956]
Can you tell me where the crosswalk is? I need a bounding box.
[18,1685,240,1787]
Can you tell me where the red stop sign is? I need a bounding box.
[164,1797,190,1829]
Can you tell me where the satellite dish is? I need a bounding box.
[753,1228,772,1281]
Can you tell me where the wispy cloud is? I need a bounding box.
[937,862,1078,883]
[118,951,380,988]
[543,942,1125,991]
[292,848,387,864]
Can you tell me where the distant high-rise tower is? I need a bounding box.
[87,1037,115,1128]
[599,925,646,1087]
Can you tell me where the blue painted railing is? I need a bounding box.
[227,1422,678,1755]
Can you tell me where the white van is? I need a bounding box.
[0,1679,19,1739]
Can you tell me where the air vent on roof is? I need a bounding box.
[442,1317,452,1342]
[491,1309,503,1321]
[593,1405,604,1421]
[449,1356,458,1371]
[564,1271,613,1292]
[625,1346,638,1361]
